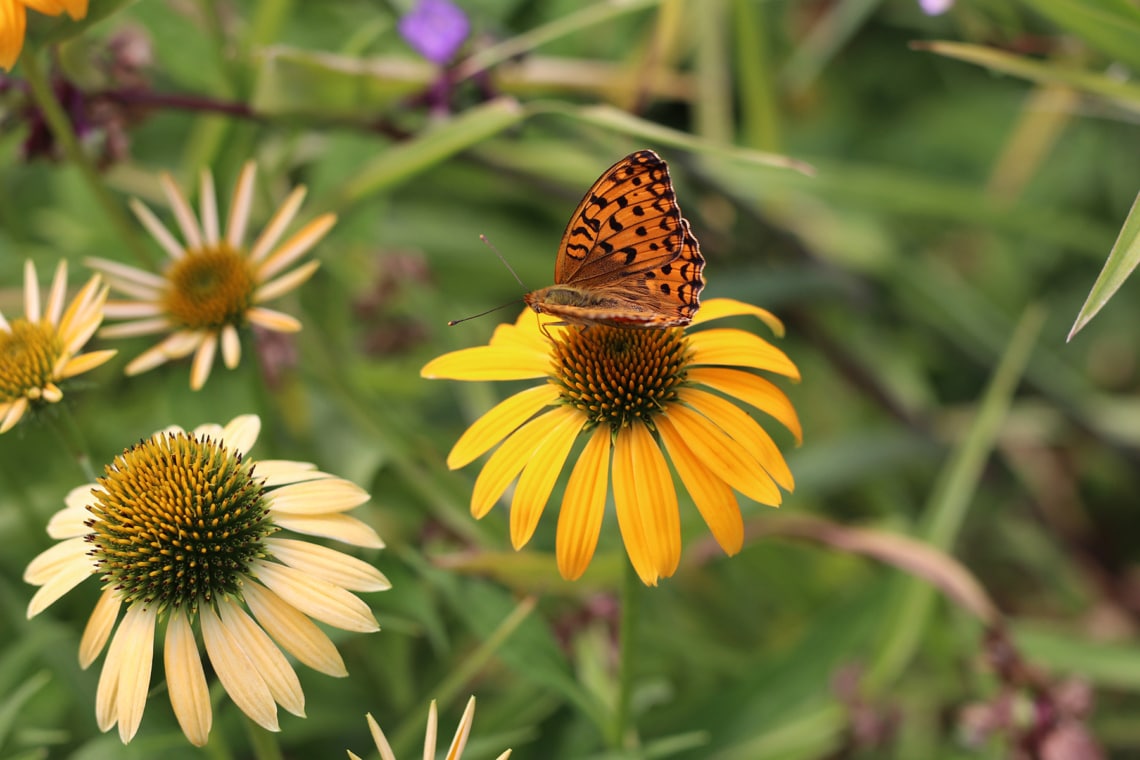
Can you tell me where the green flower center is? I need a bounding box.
[162,245,256,330]
[550,325,691,429]
[86,431,276,614]
[0,320,62,403]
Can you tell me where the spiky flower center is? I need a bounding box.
[0,320,62,403]
[86,431,275,614]
[550,325,691,429]
[163,246,256,330]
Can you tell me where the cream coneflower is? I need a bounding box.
[88,162,335,390]
[348,696,511,760]
[0,0,88,71]
[0,259,114,433]
[24,414,388,746]
[421,298,801,586]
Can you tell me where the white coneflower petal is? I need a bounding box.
[226,162,257,248]
[253,560,379,633]
[255,259,321,303]
[23,259,41,321]
[45,258,68,325]
[128,199,186,260]
[200,169,219,245]
[267,537,390,591]
[112,606,156,742]
[85,256,167,291]
[256,215,335,281]
[271,512,385,547]
[221,324,241,368]
[247,306,302,332]
[161,172,203,250]
[217,599,305,718]
[99,318,173,339]
[244,582,347,677]
[79,589,121,668]
[201,604,280,732]
[269,479,371,514]
[249,185,307,263]
[189,336,217,390]
[165,609,212,747]
[220,412,260,454]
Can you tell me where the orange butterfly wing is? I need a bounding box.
[524,150,705,328]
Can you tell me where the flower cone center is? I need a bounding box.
[86,431,275,614]
[163,245,256,330]
[0,320,62,403]
[551,325,690,429]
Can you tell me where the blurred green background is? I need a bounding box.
[2,0,1140,757]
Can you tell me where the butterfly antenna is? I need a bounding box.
[448,298,523,326]
[480,234,528,290]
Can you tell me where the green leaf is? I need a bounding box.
[1014,624,1140,690]
[1068,190,1140,340]
[865,306,1046,690]
[334,97,526,208]
[1018,0,1140,70]
[533,102,815,175]
[913,40,1140,116]
[250,48,434,118]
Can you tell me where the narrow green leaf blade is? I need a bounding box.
[1069,190,1140,340]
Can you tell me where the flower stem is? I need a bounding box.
[49,404,97,483]
[243,715,284,760]
[610,559,641,749]
[21,52,152,268]
[389,594,538,755]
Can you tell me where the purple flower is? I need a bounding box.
[918,0,954,15]
[399,0,470,65]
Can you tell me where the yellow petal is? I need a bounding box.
[691,297,785,336]
[217,599,305,718]
[686,366,802,442]
[79,588,121,668]
[688,328,800,380]
[421,345,549,381]
[447,384,560,469]
[556,426,610,581]
[0,1,26,72]
[678,387,794,491]
[470,408,578,518]
[611,426,657,585]
[509,406,584,549]
[628,422,681,579]
[657,421,743,555]
[657,407,781,507]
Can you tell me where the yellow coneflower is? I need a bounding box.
[0,259,113,433]
[88,162,334,390]
[422,298,801,586]
[25,414,388,746]
[0,0,88,71]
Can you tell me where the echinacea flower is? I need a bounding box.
[88,162,335,390]
[348,696,511,760]
[25,414,388,746]
[0,0,88,71]
[0,259,114,433]
[422,298,801,586]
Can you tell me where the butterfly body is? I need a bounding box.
[525,149,705,329]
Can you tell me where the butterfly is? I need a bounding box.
[523,149,705,329]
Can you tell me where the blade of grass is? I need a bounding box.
[865,305,1046,690]
[455,0,665,81]
[913,40,1140,116]
[1068,190,1140,340]
[333,97,526,209]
